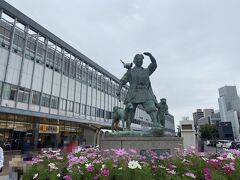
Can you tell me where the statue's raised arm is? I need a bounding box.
[144,52,157,76]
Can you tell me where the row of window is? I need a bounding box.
[0,22,128,100]
[0,82,114,119]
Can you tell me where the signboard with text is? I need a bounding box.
[39,124,59,134]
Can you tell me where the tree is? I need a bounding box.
[199,124,219,140]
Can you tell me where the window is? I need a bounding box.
[46,47,54,69]
[82,67,87,83]
[96,108,100,117]
[91,107,96,117]
[81,104,86,115]
[51,96,59,109]
[92,73,97,88]
[0,82,2,96]
[18,88,30,103]
[23,90,30,103]
[74,102,80,113]
[70,61,76,78]
[2,84,17,101]
[0,19,12,48]
[63,58,69,75]
[36,42,45,64]
[25,37,36,60]
[13,34,24,54]
[182,124,193,130]
[32,91,40,105]
[55,52,62,72]
[86,105,91,116]
[60,99,67,111]
[100,109,104,118]
[67,101,74,112]
[41,93,50,107]
[76,65,82,80]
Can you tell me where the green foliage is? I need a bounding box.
[199,124,219,140]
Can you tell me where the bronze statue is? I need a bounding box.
[111,106,125,131]
[117,52,162,130]
[157,98,169,128]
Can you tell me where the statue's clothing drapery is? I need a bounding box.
[120,62,157,105]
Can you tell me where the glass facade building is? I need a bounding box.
[0,1,152,150]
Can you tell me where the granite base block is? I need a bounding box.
[100,136,183,155]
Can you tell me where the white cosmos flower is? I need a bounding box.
[202,157,208,161]
[48,163,58,170]
[128,160,142,169]
[101,164,106,170]
[33,173,38,179]
[57,173,61,177]
[85,163,92,168]
[217,156,224,160]
[227,153,235,160]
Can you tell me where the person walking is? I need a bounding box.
[0,144,4,172]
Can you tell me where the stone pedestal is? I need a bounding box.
[100,136,183,155]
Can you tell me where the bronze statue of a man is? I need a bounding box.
[157,98,169,128]
[117,52,162,130]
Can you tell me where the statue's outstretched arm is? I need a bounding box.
[144,52,157,75]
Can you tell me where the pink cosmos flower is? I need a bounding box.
[87,165,95,172]
[223,163,235,175]
[63,175,72,180]
[87,153,97,159]
[114,148,128,156]
[208,159,221,166]
[129,148,137,154]
[204,168,211,180]
[184,172,196,179]
[167,169,176,175]
[101,169,110,177]
[92,159,102,164]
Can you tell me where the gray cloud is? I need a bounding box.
[5,0,240,128]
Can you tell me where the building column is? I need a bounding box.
[33,118,40,150]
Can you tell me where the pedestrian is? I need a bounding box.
[0,143,4,172]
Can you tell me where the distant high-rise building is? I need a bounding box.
[218,86,240,140]
[203,109,214,117]
[198,112,221,127]
[193,109,204,127]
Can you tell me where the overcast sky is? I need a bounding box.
[4,0,240,127]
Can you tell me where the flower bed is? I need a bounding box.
[23,146,240,180]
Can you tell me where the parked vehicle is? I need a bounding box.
[206,140,217,147]
[216,140,231,148]
[222,141,232,149]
